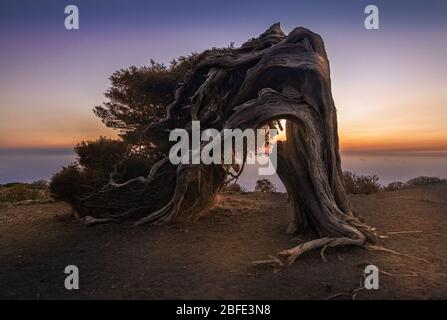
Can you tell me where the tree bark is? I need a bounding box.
[80,23,380,262]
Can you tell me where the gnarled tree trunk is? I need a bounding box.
[81,23,381,263]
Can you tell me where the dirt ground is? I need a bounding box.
[1,185,446,299]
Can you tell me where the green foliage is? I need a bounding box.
[49,54,201,208]
[50,138,153,204]
[51,54,200,206]
[93,55,198,145]
[343,171,381,194]
[254,179,277,193]
[50,138,127,202]
[75,137,128,178]
[49,164,87,203]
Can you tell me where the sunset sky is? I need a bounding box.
[0,0,446,152]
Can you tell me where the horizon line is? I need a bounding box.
[1,146,447,157]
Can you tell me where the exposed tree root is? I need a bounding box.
[357,260,419,277]
[269,240,429,267]
[80,216,118,226]
[364,244,429,263]
[380,270,418,277]
[320,245,328,263]
[110,205,160,219]
[387,230,423,235]
[278,236,366,266]
[326,256,418,300]
[251,255,284,269]
[134,200,175,226]
[251,230,429,269]
[326,287,366,300]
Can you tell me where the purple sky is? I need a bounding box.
[0,0,446,150]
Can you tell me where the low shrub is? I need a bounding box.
[220,182,247,193]
[49,164,88,203]
[405,176,446,186]
[343,171,381,194]
[254,179,277,193]
[0,181,50,203]
[384,181,405,192]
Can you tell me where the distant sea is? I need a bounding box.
[1,148,446,192]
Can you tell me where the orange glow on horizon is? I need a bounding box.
[0,126,118,149]
[339,133,447,152]
[2,126,447,152]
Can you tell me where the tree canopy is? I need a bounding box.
[93,54,198,147]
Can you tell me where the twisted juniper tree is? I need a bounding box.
[55,23,386,264]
